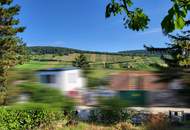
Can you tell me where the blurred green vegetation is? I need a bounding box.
[0,103,67,130]
[17,83,75,110]
[5,54,163,105]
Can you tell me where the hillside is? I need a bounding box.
[28,46,157,56]
[27,46,164,71]
[119,50,149,55]
[28,46,119,55]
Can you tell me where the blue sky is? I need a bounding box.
[15,0,173,52]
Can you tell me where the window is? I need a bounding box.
[41,74,56,84]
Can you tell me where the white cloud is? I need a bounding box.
[139,28,162,35]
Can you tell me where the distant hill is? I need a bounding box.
[28,46,82,55]
[28,46,158,56]
[118,50,163,56]
[28,46,121,55]
[118,50,150,55]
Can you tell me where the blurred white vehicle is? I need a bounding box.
[37,67,86,98]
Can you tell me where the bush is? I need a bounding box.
[17,82,75,110]
[0,103,65,130]
[119,63,129,69]
[89,98,138,125]
[145,113,171,130]
[105,63,113,69]
[115,122,144,130]
[89,108,139,125]
[87,77,109,88]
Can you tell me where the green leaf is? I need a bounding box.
[175,15,185,29]
[105,4,112,18]
[125,8,150,31]
[126,0,133,7]
[161,15,175,34]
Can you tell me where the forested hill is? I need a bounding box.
[28,46,157,56]
[28,46,82,55]
[28,46,119,55]
[118,50,150,55]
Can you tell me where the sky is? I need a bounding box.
[14,0,173,52]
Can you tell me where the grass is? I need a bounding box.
[32,53,162,64]
[14,62,124,79]
[55,122,190,130]
[56,122,138,130]
[14,61,71,70]
[15,61,49,70]
[87,69,125,79]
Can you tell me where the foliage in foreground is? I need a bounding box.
[145,113,171,130]
[0,103,65,130]
[106,0,190,33]
[89,97,132,124]
[0,103,178,130]
[14,82,75,110]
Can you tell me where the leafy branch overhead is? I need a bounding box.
[106,0,150,31]
[106,0,190,33]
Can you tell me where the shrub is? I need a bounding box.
[115,122,144,130]
[145,113,171,130]
[18,70,36,81]
[0,103,65,130]
[99,97,128,109]
[105,63,113,69]
[72,54,90,69]
[89,108,121,124]
[17,82,75,110]
[87,77,109,88]
[89,108,139,125]
[89,98,137,125]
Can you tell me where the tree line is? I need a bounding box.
[28,46,123,55]
[28,46,159,56]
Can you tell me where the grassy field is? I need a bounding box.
[14,61,69,70]
[10,61,126,86]
[31,53,163,70]
[32,53,163,65]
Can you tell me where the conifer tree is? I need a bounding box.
[145,31,190,105]
[72,54,90,69]
[145,31,190,83]
[0,0,27,105]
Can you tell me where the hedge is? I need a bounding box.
[0,103,65,130]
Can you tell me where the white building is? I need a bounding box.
[37,68,86,97]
